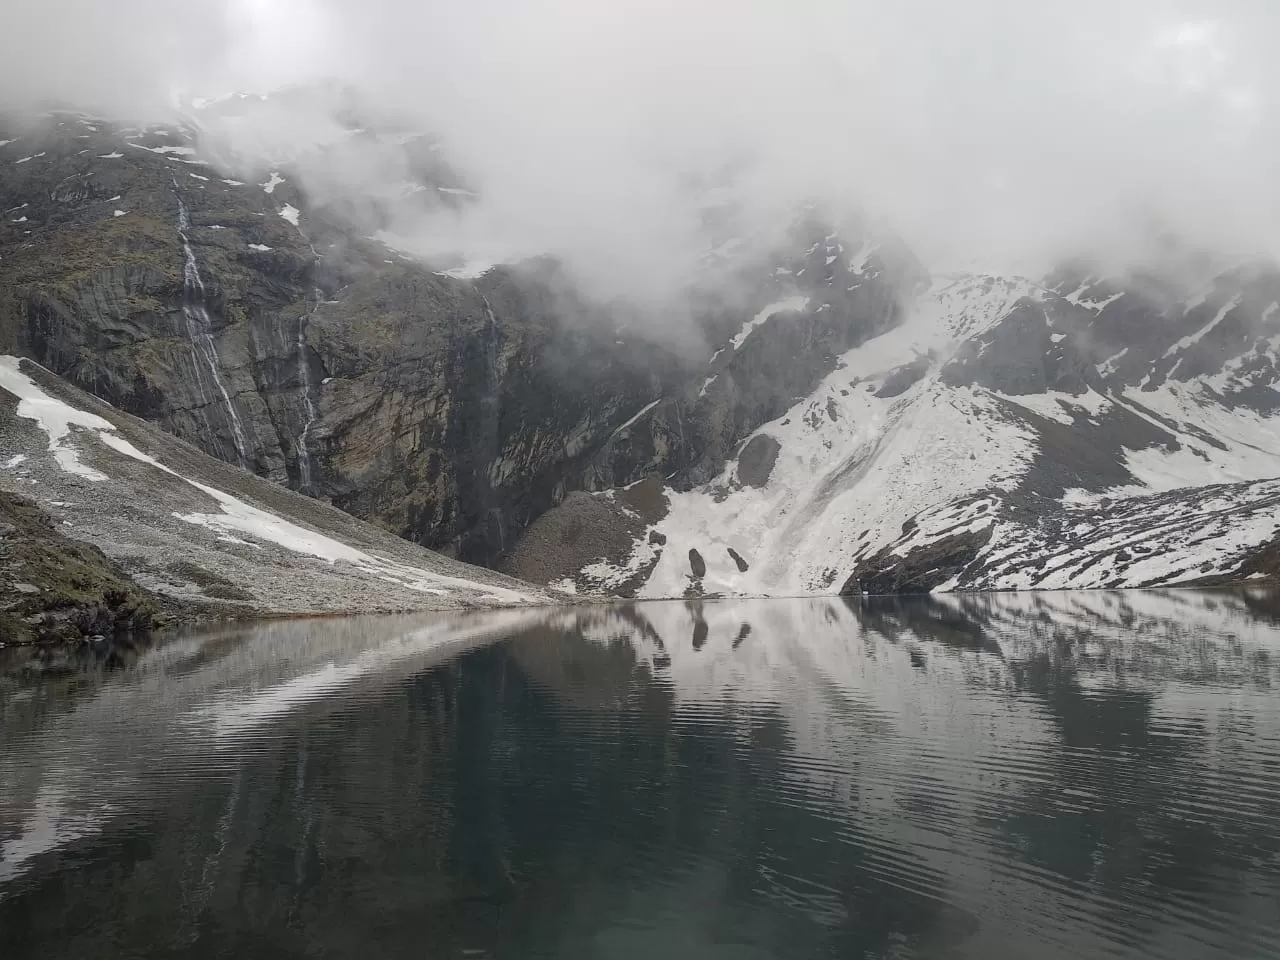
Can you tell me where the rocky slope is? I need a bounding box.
[0,354,546,644]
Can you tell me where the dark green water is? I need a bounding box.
[2,592,1279,959]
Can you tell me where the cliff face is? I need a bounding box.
[0,113,916,568]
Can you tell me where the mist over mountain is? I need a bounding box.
[6,0,1280,317]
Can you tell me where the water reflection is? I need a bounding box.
[1,591,1279,958]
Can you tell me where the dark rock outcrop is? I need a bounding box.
[0,491,159,646]
[840,527,994,596]
[688,548,707,578]
[736,434,780,488]
[941,300,1097,396]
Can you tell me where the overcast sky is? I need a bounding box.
[4,0,1280,297]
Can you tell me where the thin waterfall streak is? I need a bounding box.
[295,245,323,493]
[296,315,317,492]
[173,185,250,468]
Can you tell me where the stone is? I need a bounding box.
[688,548,706,578]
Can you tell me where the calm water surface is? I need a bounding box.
[1,592,1279,959]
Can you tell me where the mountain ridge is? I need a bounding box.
[4,108,1280,605]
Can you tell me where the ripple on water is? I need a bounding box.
[1,592,1279,959]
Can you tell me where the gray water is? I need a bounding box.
[1,591,1279,959]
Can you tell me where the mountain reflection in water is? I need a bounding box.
[1,591,1279,959]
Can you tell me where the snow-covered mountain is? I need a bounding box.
[4,105,1280,601]
[515,264,1280,596]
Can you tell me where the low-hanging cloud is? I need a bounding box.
[5,0,1280,303]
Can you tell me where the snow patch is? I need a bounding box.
[435,259,494,280]
[1164,293,1243,358]
[248,243,272,252]
[128,143,197,156]
[848,240,877,274]
[1098,346,1129,376]
[278,204,300,226]
[730,296,810,351]
[610,399,661,439]
[0,357,113,481]
[261,172,284,194]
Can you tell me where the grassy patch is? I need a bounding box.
[0,492,159,645]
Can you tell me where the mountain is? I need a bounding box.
[0,109,915,566]
[3,107,1280,603]
[0,354,544,645]
[518,266,1280,596]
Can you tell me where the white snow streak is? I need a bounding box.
[0,357,112,480]
[1164,294,1242,358]
[435,259,494,279]
[730,296,810,351]
[610,399,661,439]
[128,143,197,156]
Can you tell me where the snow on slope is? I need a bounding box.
[729,295,810,351]
[970,478,1280,590]
[575,276,1039,596]
[570,273,1280,597]
[0,356,543,612]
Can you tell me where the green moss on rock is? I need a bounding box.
[0,492,159,646]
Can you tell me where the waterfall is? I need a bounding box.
[476,294,505,554]
[295,309,318,493]
[479,293,501,393]
[294,247,323,493]
[173,185,250,467]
